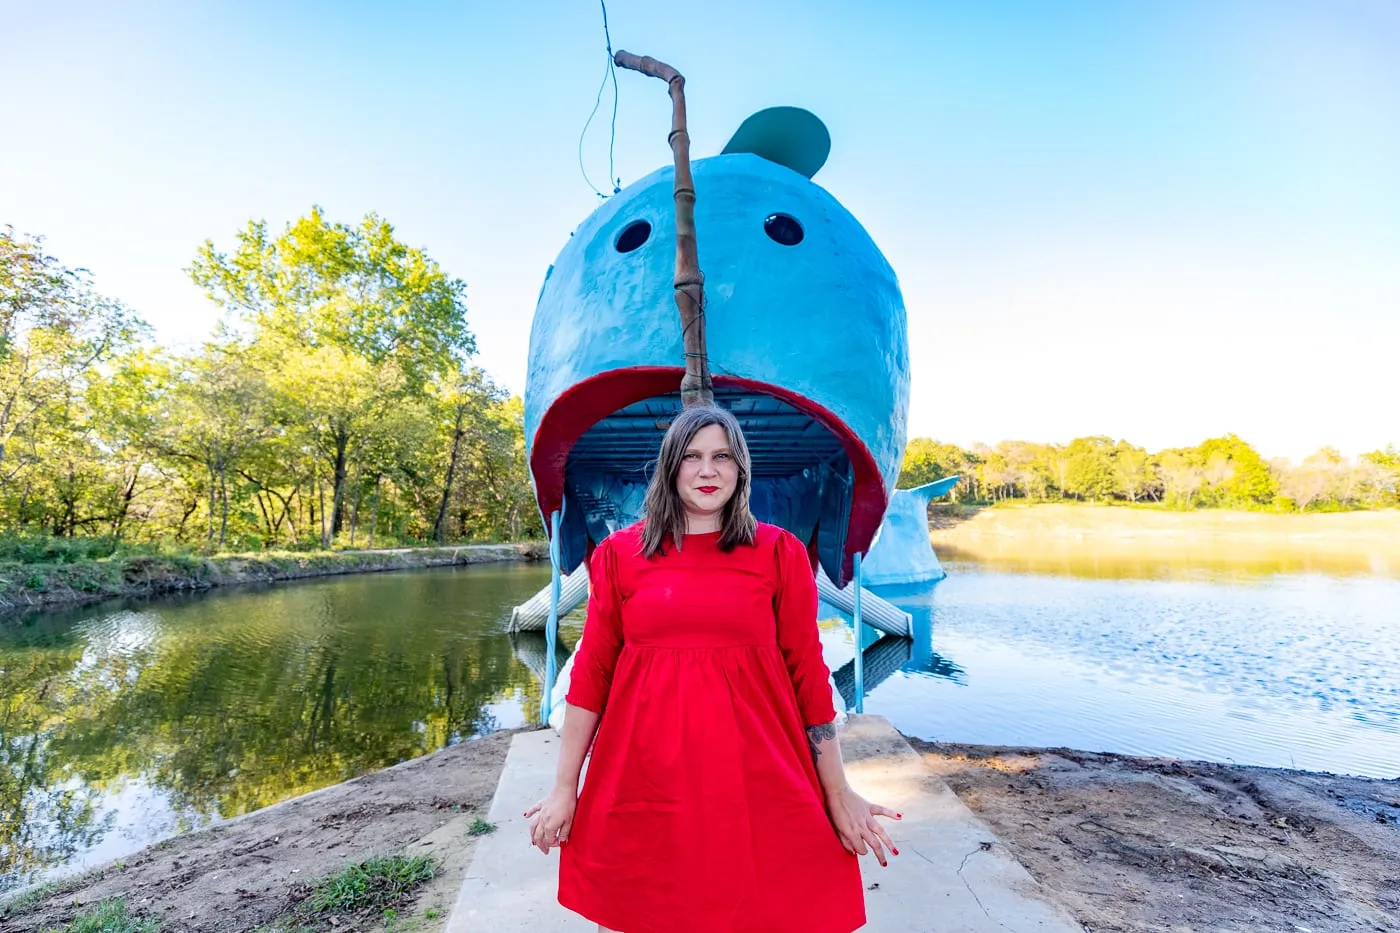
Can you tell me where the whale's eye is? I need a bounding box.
[763,213,804,246]
[616,220,652,253]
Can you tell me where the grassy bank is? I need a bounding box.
[929,502,1400,578]
[930,501,1400,543]
[6,726,1396,933]
[0,730,516,933]
[0,543,547,617]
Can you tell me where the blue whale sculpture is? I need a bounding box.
[524,107,910,587]
[862,477,960,587]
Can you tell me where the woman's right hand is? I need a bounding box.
[524,785,577,854]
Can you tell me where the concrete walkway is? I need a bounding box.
[448,715,1083,932]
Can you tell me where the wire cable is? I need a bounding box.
[577,0,622,198]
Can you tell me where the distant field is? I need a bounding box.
[931,503,1400,545]
[928,503,1400,578]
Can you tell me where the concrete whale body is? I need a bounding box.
[524,109,910,587]
[861,477,960,587]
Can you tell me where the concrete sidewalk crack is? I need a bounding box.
[910,842,1009,930]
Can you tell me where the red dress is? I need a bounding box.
[560,521,865,933]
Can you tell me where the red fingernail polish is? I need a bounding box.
[896,813,903,819]
[893,848,900,856]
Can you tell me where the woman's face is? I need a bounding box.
[675,423,739,524]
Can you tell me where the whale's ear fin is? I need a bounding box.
[720,107,830,178]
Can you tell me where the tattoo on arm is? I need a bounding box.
[806,722,837,760]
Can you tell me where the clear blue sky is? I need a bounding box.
[3,0,1397,460]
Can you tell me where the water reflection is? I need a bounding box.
[0,615,116,897]
[8,543,1400,893]
[827,596,968,711]
[832,636,910,710]
[877,586,968,685]
[0,563,551,894]
[836,564,1400,779]
[507,630,575,688]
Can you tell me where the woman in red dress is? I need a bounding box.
[526,405,900,933]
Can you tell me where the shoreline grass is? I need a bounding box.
[306,854,438,916]
[0,542,546,618]
[929,500,1400,540]
[41,897,157,933]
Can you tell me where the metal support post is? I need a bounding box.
[852,551,865,714]
[543,509,562,724]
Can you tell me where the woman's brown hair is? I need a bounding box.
[640,405,758,558]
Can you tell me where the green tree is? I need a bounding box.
[999,441,1048,499]
[1277,451,1335,511]
[1063,436,1118,502]
[354,395,439,546]
[189,208,475,539]
[1361,446,1400,506]
[83,351,171,539]
[0,222,549,550]
[1196,434,1277,506]
[898,439,978,500]
[162,344,274,548]
[1157,449,1205,508]
[446,393,541,542]
[975,444,1012,501]
[432,368,503,541]
[0,228,144,479]
[1112,441,1158,502]
[269,344,405,546]
[1044,445,1073,500]
[188,207,472,390]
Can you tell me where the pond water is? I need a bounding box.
[0,564,553,895]
[3,546,1398,893]
[833,548,1400,782]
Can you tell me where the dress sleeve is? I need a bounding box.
[774,530,838,727]
[564,536,625,714]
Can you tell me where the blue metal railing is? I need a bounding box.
[852,551,865,714]
[542,508,562,725]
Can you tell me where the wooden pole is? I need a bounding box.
[613,50,712,408]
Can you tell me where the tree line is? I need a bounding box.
[898,435,1400,511]
[5,210,1395,558]
[1,210,541,554]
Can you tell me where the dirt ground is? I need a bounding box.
[0,731,515,933]
[6,729,1399,933]
[914,739,1400,933]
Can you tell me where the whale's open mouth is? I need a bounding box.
[529,366,885,587]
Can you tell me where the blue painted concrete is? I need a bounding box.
[720,106,831,178]
[563,469,824,557]
[525,154,909,471]
[862,477,959,587]
[525,143,910,584]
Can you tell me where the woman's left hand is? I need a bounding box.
[826,786,901,866]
